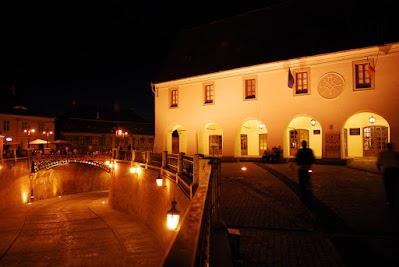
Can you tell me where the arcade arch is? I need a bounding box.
[343,112,389,157]
[165,125,188,154]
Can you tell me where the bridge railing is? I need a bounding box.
[30,153,113,173]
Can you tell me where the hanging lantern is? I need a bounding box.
[166,199,180,230]
[156,173,163,186]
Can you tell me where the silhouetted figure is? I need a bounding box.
[377,143,399,208]
[295,140,315,200]
[272,146,281,162]
[262,148,273,163]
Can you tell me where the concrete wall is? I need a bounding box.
[0,159,110,209]
[108,161,191,250]
[0,158,190,252]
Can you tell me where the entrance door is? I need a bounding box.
[363,126,388,156]
[259,133,267,156]
[290,129,309,157]
[325,132,340,158]
[240,134,248,156]
[209,135,222,156]
[172,130,179,154]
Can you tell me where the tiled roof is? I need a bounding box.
[58,107,154,135]
[155,0,398,82]
[0,102,55,118]
[61,118,154,135]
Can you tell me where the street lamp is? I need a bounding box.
[24,127,35,148]
[42,128,53,148]
[116,129,128,148]
[116,129,128,137]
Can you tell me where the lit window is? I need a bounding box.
[353,61,375,90]
[244,78,256,99]
[38,123,45,133]
[170,88,178,107]
[204,83,214,104]
[3,120,10,131]
[294,70,310,95]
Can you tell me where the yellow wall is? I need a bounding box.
[154,43,399,158]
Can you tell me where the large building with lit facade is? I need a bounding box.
[0,106,55,158]
[151,2,398,160]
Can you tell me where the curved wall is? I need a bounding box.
[0,159,110,209]
[108,161,190,250]
[0,159,190,252]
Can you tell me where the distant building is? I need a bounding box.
[0,106,55,157]
[58,106,154,154]
[151,2,399,159]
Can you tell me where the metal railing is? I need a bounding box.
[30,154,112,173]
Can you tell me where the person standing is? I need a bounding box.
[295,140,315,200]
[377,143,399,208]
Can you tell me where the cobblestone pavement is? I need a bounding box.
[220,161,399,267]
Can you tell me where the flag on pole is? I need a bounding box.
[288,68,294,88]
[368,64,376,76]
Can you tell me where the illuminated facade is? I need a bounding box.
[153,43,399,159]
[0,110,55,157]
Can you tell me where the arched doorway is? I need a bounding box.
[289,129,309,157]
[287,116,322,159]
[172,130,179,154]
[166,125,188,155]
[198,122,223,157]
[363,126,388,156]
[343,113,389,157]
[239,119,268,156]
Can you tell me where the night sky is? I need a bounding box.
[0,0,327,121]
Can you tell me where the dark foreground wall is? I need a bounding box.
[0,159,110,209]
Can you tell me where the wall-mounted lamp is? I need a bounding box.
[167,199,180,230]
[310,119,316,126]
[369,116,376,124]
[156,173,163,186]
[259,123,265,129]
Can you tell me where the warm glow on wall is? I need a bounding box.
[21,192,29,203]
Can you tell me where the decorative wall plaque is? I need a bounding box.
[317,73,344,99]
